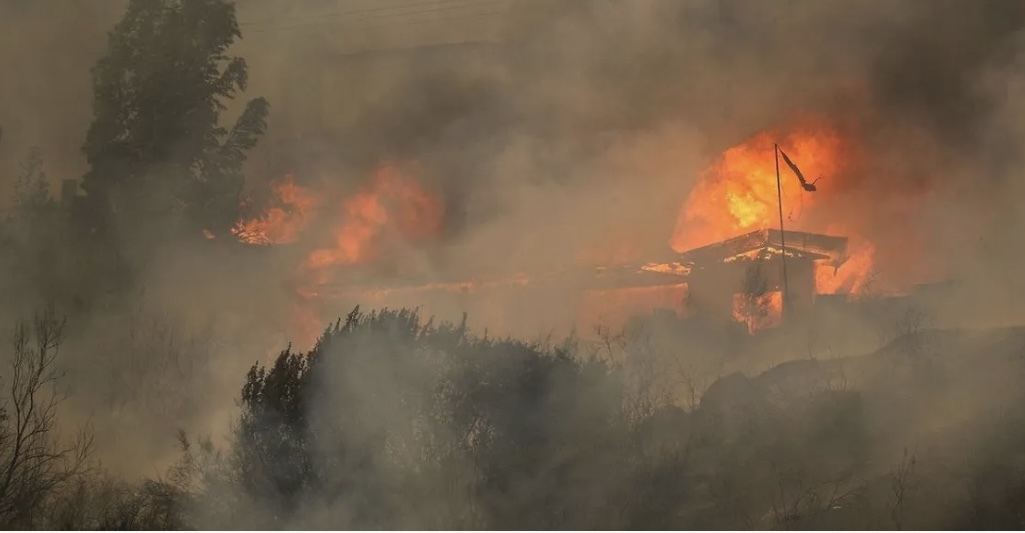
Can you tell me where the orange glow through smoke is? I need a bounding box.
[671,120,877,297]
[229,163,445,349]
[297,164,443,347]
[232,174,320,245]
[672,124,843,252]
[236,117,904,342]
[815,236,876,295]
[303,164,443,273]
[732,291,784,334]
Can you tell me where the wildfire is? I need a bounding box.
[577,284,689,333]
[303,164,443,273]
[292,300,324,349]
[640,262,691,276]
[302,164,443,347]
[225,162,446,348]
[671,118,878,297]
[732,291,783,334]
[230,116,909,342]
[815,237,877,295]
[672,121,843,252]
[232,174,320,245]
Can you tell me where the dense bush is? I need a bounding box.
[159,307,888,530]
[3,305,1025,530]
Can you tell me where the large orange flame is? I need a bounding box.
[304,164,443,272]
[298,164,444,347]
[228,163,445,349]
[671,119,878,298]
[232,174,320,245]
[671,122,843,252]
[236,118,906,342]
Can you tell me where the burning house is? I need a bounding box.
[679,228,848,328]
[569,228,849,334]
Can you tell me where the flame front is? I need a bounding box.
[303,164,443,346]
[232,174,319,245]
[230,116,910,341]
[304,164,443,273]
[671,119,879,299]
[228,163,445,348]
[672,122,843,252]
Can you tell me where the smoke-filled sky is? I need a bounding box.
[3,0,1025,488]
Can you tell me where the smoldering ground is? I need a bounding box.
[2,0,1025,529]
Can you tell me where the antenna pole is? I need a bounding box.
[775,143,790,319]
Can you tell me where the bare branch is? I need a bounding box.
[0,307,91,527]
[888,447,918,530]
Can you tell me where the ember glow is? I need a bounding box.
[577,284,689,332]
[640,262,691,276]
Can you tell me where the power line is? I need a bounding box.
[241,0,474,26]
[243,0,508,33]
[239,14,509,55]
[247,1,506,34]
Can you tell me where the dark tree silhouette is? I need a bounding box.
[81,0,269,236]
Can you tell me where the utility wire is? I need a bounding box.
[240,0,494,26]
[244,0,508,33]
[240,12,506,55]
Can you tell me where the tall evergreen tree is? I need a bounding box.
[81,0,269,235]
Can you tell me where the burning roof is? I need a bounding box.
[678,229,849,269]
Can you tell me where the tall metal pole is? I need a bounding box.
[774,143,790,319]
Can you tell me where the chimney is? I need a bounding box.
[61,179,79,209]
